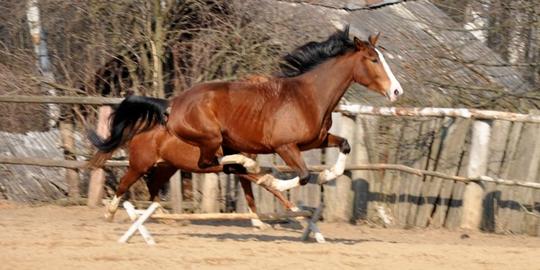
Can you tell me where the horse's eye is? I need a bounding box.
[371,59,379,63]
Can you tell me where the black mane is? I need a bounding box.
[279,26,355,77]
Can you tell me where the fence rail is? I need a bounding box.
[1,156,539,189]
[338,104,540,123]
[0,156,127,168]
[1,95,539,122]
[0,95,122,105]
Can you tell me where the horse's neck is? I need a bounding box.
[299,56,354,121]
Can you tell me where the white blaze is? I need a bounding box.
[375,48,403,102]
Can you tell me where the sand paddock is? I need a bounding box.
[0,201,538,270]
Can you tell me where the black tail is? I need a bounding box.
[88,95,169,153]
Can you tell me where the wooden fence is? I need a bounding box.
[0,95,539,236]
[328,108,540,235]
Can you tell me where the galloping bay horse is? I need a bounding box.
[167,26,403,186]
[91,26,403,195]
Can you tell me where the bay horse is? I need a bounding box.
[165,26,403,187]
[91,26,403,195]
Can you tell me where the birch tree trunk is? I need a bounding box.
[150,0,165,98]
[27,0,80,197]
[26,0,59,128]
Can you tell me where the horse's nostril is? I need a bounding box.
[394,89,400,96]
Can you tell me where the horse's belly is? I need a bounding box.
[222,133,273,154]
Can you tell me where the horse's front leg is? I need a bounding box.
[274,143,316,186]
[317,133,350,184]
[197,135,222,168]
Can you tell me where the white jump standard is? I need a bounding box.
[118,201,326,244]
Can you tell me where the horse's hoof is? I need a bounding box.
[251,219,271,230]
[300,174,316,185]
[223,164,248,174]
[104,211,115,222]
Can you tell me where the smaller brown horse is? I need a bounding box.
[164,27,403,187]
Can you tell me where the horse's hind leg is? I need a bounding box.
[229,156,301,225]
[105,167,145,221]
[168,108,223,169]
[145,164,179,224]
[241,174,297,211]
[146,164,178,202]
[238,176,270,230]
[241,174,304,227]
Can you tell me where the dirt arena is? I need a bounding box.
[1,200,539,270]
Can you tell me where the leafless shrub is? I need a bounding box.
[173,8,286,90]
[0,58,49,132]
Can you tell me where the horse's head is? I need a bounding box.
[351,33,403,102]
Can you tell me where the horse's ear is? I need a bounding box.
[368,32,381,46]
[354,36,369,51]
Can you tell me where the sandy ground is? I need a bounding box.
[0,201,539,270]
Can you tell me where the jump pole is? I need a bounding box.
[118,201,325,244]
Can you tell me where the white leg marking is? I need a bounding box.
[273,176,300,191]
[318,152,347,184]
[104,195,121,221]
[248,208,270,230]
[257,174,300,192]
[220,154,261,174]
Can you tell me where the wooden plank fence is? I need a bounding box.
[1,95,539,236]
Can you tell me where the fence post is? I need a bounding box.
[169,170,183,213]
[199,173,219,213]
[255,154,278,213]
[87,106,112,207]
[483,120,511,231]
[499,110,540,234]
[351,114,375,221]
[461,120,491,230]
[323,113,354,222]
[59,120,80,198]
[416,118,470,228]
